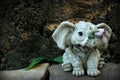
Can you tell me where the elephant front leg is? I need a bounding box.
[87,49,101,76]
[72,60,84,76]
[71,55,84,76]
[62,47,84,76]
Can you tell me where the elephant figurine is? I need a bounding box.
[52,21,112,76]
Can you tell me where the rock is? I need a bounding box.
[49,63,120,80]
[0,63,49,80]
[75,0,104,5]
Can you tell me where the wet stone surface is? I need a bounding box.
[49,63,120,80]
[0,63,49,80]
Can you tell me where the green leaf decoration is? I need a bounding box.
[88,31,94,39]
[25,56,63,70]
[88,30,99,39]
[53,56,63,63]
[25,57,46,70]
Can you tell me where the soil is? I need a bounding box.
[0,0,120,70]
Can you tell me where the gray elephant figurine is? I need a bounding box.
[52,21,112,76]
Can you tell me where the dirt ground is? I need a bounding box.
[0,0,120,70]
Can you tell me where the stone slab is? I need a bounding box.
[49,63,120,80]
[0,63,49,80]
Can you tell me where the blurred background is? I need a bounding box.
[0,0,120,70]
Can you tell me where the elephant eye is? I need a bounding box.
[78,32,83,36]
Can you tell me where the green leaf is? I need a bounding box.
[88,30,99,39]
[53,56,63,63]
[25,57,46,70]
[88,30,94,39]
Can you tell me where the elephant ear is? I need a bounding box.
[52,21,75,50]
[95,23,112,49]
[96,23,112,40]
